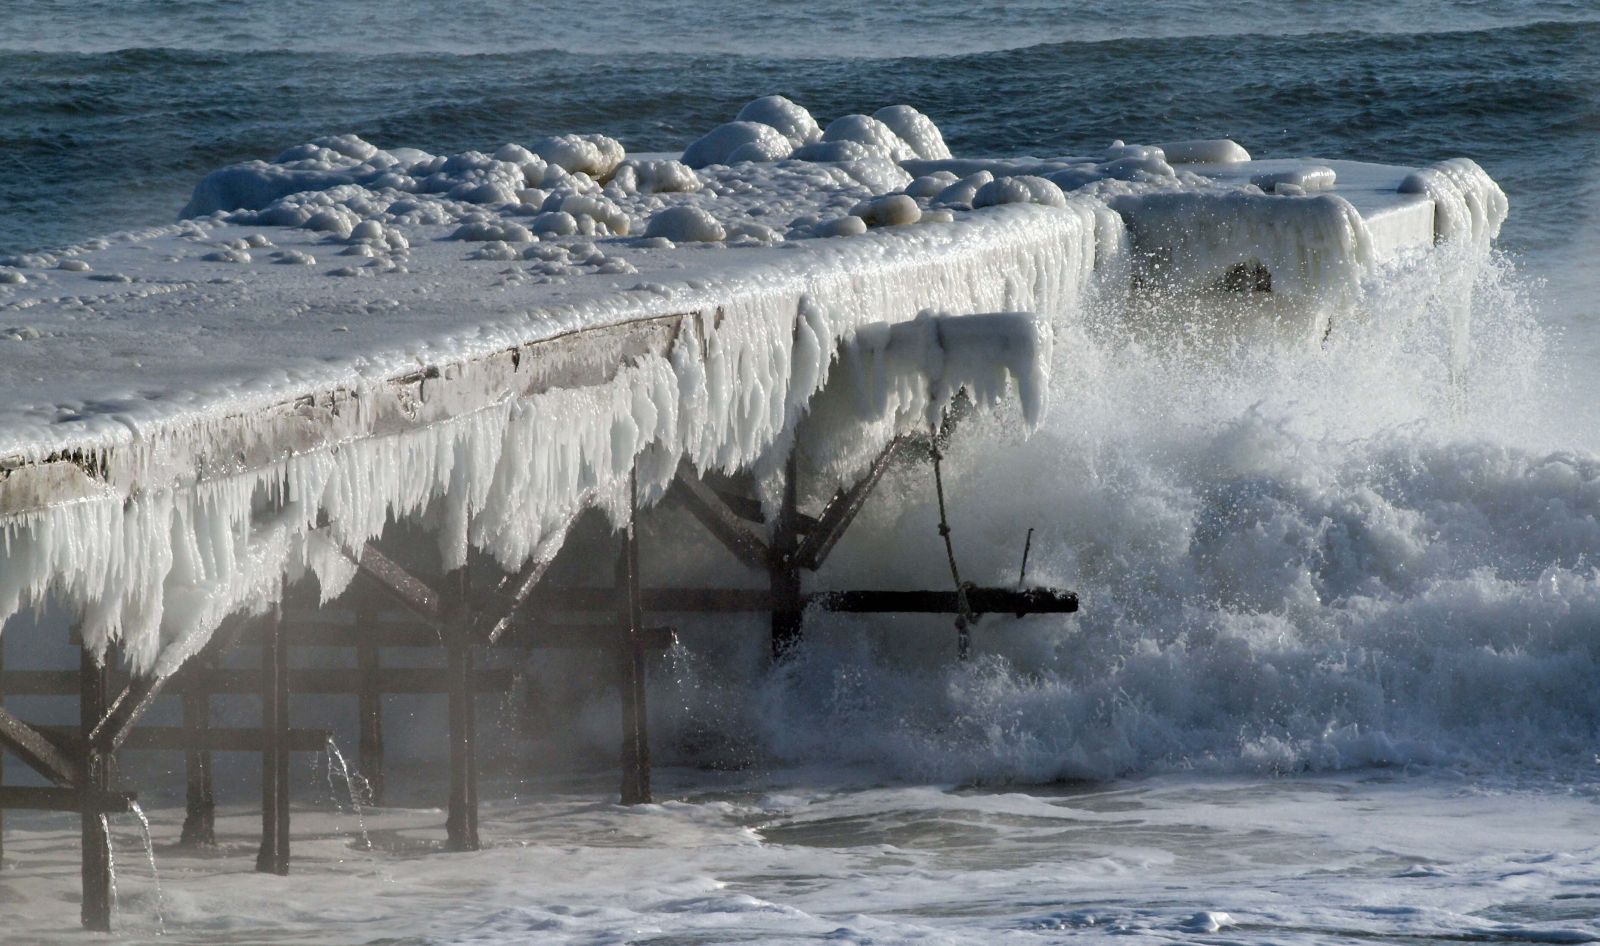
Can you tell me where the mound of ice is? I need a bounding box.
[610,158,701,194]
[973,176,1068,209]
[873,105,951,160]
[682,121,793,168]
[737,95,822,147]
[822,114,915,161]
[1160,139,1252,164]
[644,205,725,242]
[852,194,922,227]
[527,134,625,180]
[1253,165,1336,194]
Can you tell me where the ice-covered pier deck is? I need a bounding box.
[0,97,1505,931]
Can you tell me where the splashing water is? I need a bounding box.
[127,801,166,936]
[325,736,374,855]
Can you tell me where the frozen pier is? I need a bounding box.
[0,97,1504,931]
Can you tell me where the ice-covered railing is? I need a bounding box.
[0,94,1507,674]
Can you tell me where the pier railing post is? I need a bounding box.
[255,607,290,875]
[180,649,216,847]
[770,452,803,660]
[356,603,385,806]
[79,644,112,931]
[617,468,653,806]
[445,568,480,852]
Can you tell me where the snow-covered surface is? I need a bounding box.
[0,97,1507,674]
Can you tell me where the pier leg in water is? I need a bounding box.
[255,607,290,875]
[617,468,652,805]
[770,452,803,660]
[356,604,385,806]
[0,637,6,866]
[180,651,215,847]
[445,568,480,852]
[80,644,112,931]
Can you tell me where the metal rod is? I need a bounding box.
[255,607,290,875]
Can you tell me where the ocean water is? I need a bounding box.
[3,1,1600,943]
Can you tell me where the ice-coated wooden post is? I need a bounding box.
[180,651,216,847]
[445,568,480,852]
[255,607,290,875]
[356,603,385,807]
[770,452,803,660]
[617,468,652,806]
[79,644,112,931]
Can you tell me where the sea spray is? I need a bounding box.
[127,801,166,935]
[596,238,1599,784]
[325,736,374,855]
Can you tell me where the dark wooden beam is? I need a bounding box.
[618,471,652,806]
[181,649,215,847]
[0,787,135,813]
[356,603,385,807]
[485,556,555,645]
[794,436,910,572]
[816,587,1079,615]
[444,569,479,852]
[770,453,803,660]
[256,609,290,875]
[671,468,772,570]
[353,543,445,624]
[0,705,78,786]
[80,646,112,932]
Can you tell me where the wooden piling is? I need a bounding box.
[79,645,112,931]
[255,608,290,875]
[445,569,480,852]
[617,468,653,806]
[180,651,216,847]
[356,604,385,807]
[770,453,803,660]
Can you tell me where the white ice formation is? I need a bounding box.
[0,95,1507,674]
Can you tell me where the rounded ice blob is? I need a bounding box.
[821,114,914,161]
[736,95,822,147]
[682,122,793,168]
[973,175,1067,209]
[872,105,951,160]
[644,206,726,243]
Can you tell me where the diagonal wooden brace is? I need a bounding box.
[671,467,772,570]
[795,435,912,572]
[0,705,78,785]
[352,542,447,626]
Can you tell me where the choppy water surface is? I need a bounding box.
[1,2,1599,944]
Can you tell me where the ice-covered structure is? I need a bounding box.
[0,94,1507,674]
[0,94,1507,931]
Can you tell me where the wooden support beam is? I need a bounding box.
[256,608,290,875]
[1,638,6,864]
[671,467,772,570]
[795,436,909,572]
[443,568,480,851]
[80,646,112,932]
[0,704,78,786]
[770,453,803,660]
[356,604,385,807]
[538,586,1078,617]
[353,542,444,624]
[485,556,555,646]
[181,650,215,847]
[816,587,1080,616]
[41,725,331,753]
[618,470,652,806]
[0,787,136,813]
